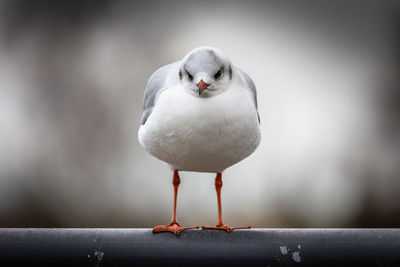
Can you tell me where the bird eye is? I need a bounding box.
[185,70,193,81]
[214,69,222,79]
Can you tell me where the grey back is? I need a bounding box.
[236,68,260,123]
[141,62,179,125]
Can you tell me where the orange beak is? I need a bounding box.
[197,80,209,95]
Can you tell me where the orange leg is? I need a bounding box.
[202,173,251,232]
[153,170,199,236]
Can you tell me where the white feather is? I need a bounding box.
[138,72,260,173]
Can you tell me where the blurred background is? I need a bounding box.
[0,0,399,228]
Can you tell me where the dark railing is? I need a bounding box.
[0,228,399,266]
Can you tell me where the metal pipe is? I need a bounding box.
[0,228,399,266]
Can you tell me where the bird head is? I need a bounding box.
[179,47,233,96]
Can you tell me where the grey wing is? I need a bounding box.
[140,61,180,125]
[236,68,260,123]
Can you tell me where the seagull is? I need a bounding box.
[138,47,261,235]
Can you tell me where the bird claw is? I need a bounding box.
[202,224,251,232]
[153,222,199,236]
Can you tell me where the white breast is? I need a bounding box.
[138,84,261,173]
